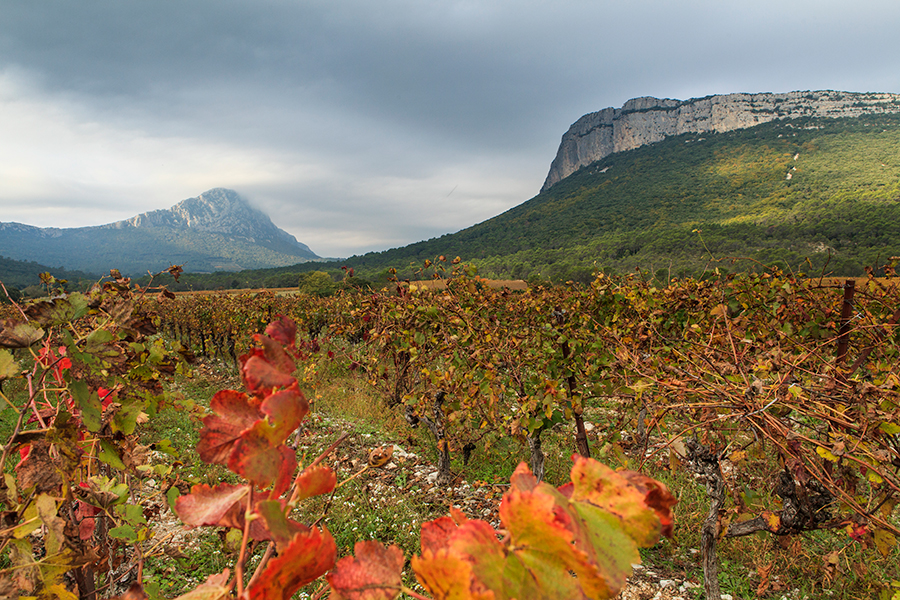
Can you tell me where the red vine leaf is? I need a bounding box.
[196,390,262,465]
[265,316,297,347]
[174,483,249,529]
[418,516,459,556]
[75,500,101,540]
[227,430,297,491]
[293,465,337,502]
[253,334,296,375]
[241,355,297,396]
[248,527,336,600]
[327,541,405,600]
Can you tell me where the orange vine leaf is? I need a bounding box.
[171,569,231,600]
[247,527,336,600]
[293,464,337,502]
[412,458,676,600]
[256,387,309,444]
[174,483,249,530]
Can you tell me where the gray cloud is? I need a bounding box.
[2,0,900,257]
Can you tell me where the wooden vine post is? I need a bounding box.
[834,278,855,365]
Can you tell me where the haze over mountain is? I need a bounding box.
[0,189,320,276]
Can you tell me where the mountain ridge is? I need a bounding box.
[542,90,900,191]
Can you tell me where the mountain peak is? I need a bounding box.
[106,188,315,256]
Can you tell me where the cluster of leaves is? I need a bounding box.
[163,315,677,600]
[0,271,188,599]
[615,268,900,542]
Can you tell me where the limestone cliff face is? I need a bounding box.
[542,91,900,191]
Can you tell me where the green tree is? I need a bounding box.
[298,271,337,296]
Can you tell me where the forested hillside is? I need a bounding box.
[0,256,96,300]
[346,113,900,282]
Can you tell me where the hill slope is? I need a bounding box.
[0,189,320,276]
[347,112,900,281]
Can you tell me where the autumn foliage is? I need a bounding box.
[4,259,899,599]
[169,314,675,600]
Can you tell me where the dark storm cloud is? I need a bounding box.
[2,1,900,256]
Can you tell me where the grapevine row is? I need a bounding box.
[152,260,900,597]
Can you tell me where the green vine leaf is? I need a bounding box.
[98,439,127,470]
[25,293,89,326]
[69,380,102,432]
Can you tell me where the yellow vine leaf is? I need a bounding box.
[874,529,898,558]
[816,446,839,463]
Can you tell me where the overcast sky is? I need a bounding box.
[2,1,899,258]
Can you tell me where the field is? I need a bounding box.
[1,266,899,600]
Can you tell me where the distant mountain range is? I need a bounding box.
[0,188,319,276]
[5,90,899,290]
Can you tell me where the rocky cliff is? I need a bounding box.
[542,90,900,191]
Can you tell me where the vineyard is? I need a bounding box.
[1,260,899,599]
